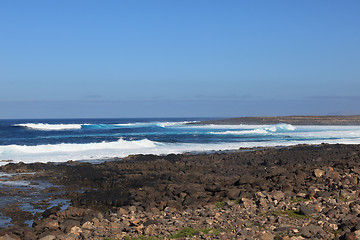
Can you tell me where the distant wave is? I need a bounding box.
[211,123,296,135]
[156,121,197,127]
[113,121,197,128]
[14,121,196,131]
[13,123,83,131]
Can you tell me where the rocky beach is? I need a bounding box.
[0,143,360,239]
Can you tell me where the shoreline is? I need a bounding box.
[0,143,360,239]
[191,115,360,125]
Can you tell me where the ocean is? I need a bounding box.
[1,118,360,164]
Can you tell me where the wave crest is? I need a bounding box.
[14,121,197,131]
[13,123,83,131]
[0,138,157,162]
[211,124,296,135]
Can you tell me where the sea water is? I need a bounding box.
[1,118,360,164]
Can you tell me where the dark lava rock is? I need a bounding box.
[300,225,326,238]
[299,204,316,215]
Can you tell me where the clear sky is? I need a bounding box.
[1,1,359,118]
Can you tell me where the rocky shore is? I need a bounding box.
[0,144,360,239]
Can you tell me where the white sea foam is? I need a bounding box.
[265,123,296,132]
[211,124,296,135]
[13,121,197,131]
[4,124,360,164]
[114,121,197,128]
[156,121,197,127]
[281,128,360,139]
[183,124,273,130]
[14,123,83,131]
[2,136,360,165]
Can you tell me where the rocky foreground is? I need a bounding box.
[0,144,360,239]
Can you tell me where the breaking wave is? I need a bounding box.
[211,124,296,135]
[0,138,157,163]
[13,121,196,131]
[13,123,83,131]
[2,136,360,164]
[6,121,360,164]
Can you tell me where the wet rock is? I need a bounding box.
[44,220,59,231]
[61,220,81,233]
[42,206,60,218]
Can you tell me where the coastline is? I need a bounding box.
[191,115,360,125]
[0,143,360,239]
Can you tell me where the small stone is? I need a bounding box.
[92,217,100,227]
[145,225,157,236]
[350,202,360,214]
[44,220,59,231]
[299,204,316,215]
[259,231,274,240]
[257,198,269,209]
[95,212,104,219]
[82,221,93,229]
[300,225,326,238]
[240,198,256,209]
[70,226,82,237]
[117,207,128,215]
[327,171,340,179]
[0,235,16,240]
[164,206,177,213]
[352,167,360,174]
[61,234,77,240]
[313,169,324,178]
[290,237,305,240]
[109,222,122,229]
[342,232,357,240]
[227,188,241,199]
[354,230,360,239]
[271,191,285,201]
[129,206,136,212]
[23,230,37,240]
[274,226,291,232]
[39,236,56,240]
[206,219,214,225]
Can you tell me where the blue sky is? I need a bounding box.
[1,1,359,118]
